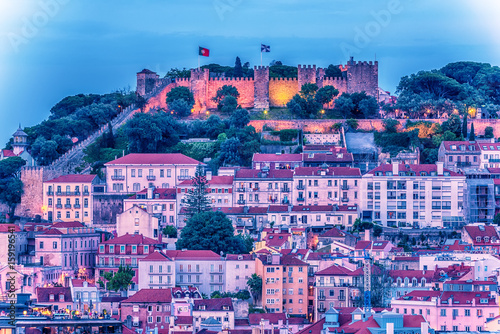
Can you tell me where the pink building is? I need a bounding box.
[178,175,234,210]
[354,240,393,262]
[292,167,361,207]
[462,224,500,253]
[96,233,164,293]
[105,153,202,193]
[36,287,73,311]
[252,153,302,170]
[123,187,177,228]
[438,141,481,172]
[391,281,499,332]
[233,169,293,207]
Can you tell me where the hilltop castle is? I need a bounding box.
[137,57,378,112]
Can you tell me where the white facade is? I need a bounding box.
[224,255,255,293]
[419,253,500,281]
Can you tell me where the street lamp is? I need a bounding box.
[263,110,268,120]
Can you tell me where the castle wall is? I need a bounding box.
[190,69,209,112]
[269,78,299,108]
[92,194,127,226]
[322,77,349,108]
[16,166,58,218]
[136,72,160,96]
[346,61,378,99]
[206,78,255,109]
[298,65,317,89]
[143,82,178,113]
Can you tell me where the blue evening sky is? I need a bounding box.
[0,0,499,146]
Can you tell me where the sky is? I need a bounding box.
[0,0,499,146]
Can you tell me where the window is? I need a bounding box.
[53,242,57,249]
[465,309,470,316]
[131,169,135,177]
[40,241,44,249]
[440,309,446,316]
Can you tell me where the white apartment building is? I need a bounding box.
[479,142,500,169]
[104,153,201,193]
[361,162,465,228]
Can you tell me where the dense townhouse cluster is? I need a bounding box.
[10,138,500,334]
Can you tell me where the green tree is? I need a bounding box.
[0,157,26,222]
[235,289,251,300]
[30,137,59,165]
[346,119,359,131]
[234,57,243,77]
[162,225,177,238]
[105,266,134,292]
[286,84,323,118]
[469,122,475,141]
[494,213,500,226]
[219,137,242,166]
[166,87,195,108]
[185,165,211,217]
[324,64,342,78]
[176,211,251,254]
[485,126,494,138]
[332,92,378,119]
[462,113,468,138]
[124,112,180,153]
[165,68,191,79]
[229,109,250,129]
[213,85,240,108]
[220,96,238,114]
[247,273,263,303]
[441,114,462,138]
[383,119,399,133]
[373,225,383,237]
[168,99,192,118]
[315,85,339,105]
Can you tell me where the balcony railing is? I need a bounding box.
[281,188,290,192]
[56,192,63,196]
[297,197,305,202]
[338,295,346,301]
[318,307,326,312]
[318,295,326,300]
[456,162,472,167]
[83,191,89,196]
[111,175,125,181]
[56,204,62,209]
[341,198,349,202]
[64,204,72,209]
[341,185,349,190]
[297,185,305,190]
[177,175,191,180]
[237,188,246,192]
[490,159,500,163]
[46,191,54,196]
[74,204,81,209]
[237,200,246,205]
[147,175,156,181]
[282,200,290,205]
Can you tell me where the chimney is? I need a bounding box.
[392,162,399,175]
[364,229,371,242]
[147,186,154,199]
[421,322,429,334]
[206,170,212,181]
[436,162,444,176]
[386,323,394,334]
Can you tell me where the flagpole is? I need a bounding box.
[261,51,263,66]
[198,54,200,70]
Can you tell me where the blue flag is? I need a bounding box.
[261,44,270,52]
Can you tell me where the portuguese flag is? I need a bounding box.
[199,47,210,57]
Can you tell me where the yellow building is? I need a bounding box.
[255,252,308,316]
[43,174,98,224]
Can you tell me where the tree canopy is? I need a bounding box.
[176,211,253,254]
[332,92,378,119]
[0,156,26,222]
[124,112,180,153]
[184,165,212,217]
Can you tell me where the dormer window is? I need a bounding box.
[59,294,64,302]
[476,237,482,242]
[109,245,115,253]
[120,245,126,254]
[484,237,490,243]
[223,305,229,310]
[451,145,456,150]
[200,305,206,310]
[420,172,427,176]
[49,294,55,301]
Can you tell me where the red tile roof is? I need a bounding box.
[52,221,85,228]
[248,207,268,214]
[315,264,355,276]
[101,233,161,245]
[42,229,64,235]
[105,153,201,165]
[281,254,307,266]
[488,168,500,174]
[141,251,172,262]
[71,279,96,287]
[235,169,293,179]
[1,150,16,157]
[365,163,462,176]
[464,225,500,244]
[0,224,20,232]
[164,250,221,260]
[295,318,325,334]
[320,228,346,238]
[337,204,358,212]
[46,174,97,183]
[226,254,254,261]
[129,188,176,200]
[441,141,480,151]
[302,152,354,163]
[291,205,335,212]
[479,143,500,150]
[294,167,361,176]
[36,287,72,302]
[252,154,302,162]
[402,315,427,328]
[193,297,233,311]
[122,288,172,303]
[175,316,193,325]
[248,313,287,325]
[265,233,290,248]
[389,270,435,280]
[399,290,497,305]
[338,316,380,334]
[268,205,288,213]
[180,176,234,186]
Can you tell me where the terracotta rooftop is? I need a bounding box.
[235,169,293,179]
[193,297,233,311]
[141,251,172,262]
[52,221,85,228]
[71,279,96,288]
[122,288,172,303]
[365,163,462,177]
[294,166,361,176]
[0,224,21,232]
[179,176,234,186]
[105,153,201,165]
[164,250,221,260]
[441,141,480,152]
[101,233,161,245]
[252,154,302,162]
[36,287,72,303]
[129,188,176,200]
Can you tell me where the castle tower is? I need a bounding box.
[12,125,28,155]
[316,67,325,89]
[190,68,209,112]
[298,65,317,90]
[346,57,379,101]
[136,69,160,96]
[254,66,270,110]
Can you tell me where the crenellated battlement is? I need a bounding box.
[323,77,346,82]
[176,78,190,83]
[254,66,270,70]
[349,60,378,66]
[270,77,298,81]
[209,77,254,82]
[298,64,316,70]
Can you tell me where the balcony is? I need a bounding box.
[237,188,246,192]
[281,188,290,192]
[341,198,349,202]
[56,192,63,196]
[74,204,81,209]
[64,204,72,209]
[83,191,89,196]
[341,185,349,190]
[456,162,472,168]
[177,175,191,180]
[237,200,246,205]
[282,200,290,205]
[56,204,62,209]
[318,295,326,301]
[297,197,305,202]
[318,306,326,313]
[46,191,54,196]
[111,175,125,181]
[297,185,305,190]
[147,175,156,181]
[338,295,346,301]
[490,159,500,163]
[252,187,260,191]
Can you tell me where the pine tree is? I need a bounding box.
[469,122,475,141]
[106,122,115,148]
[185,164,211,217]
[462,113,468,139]
[234,57,243,77]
